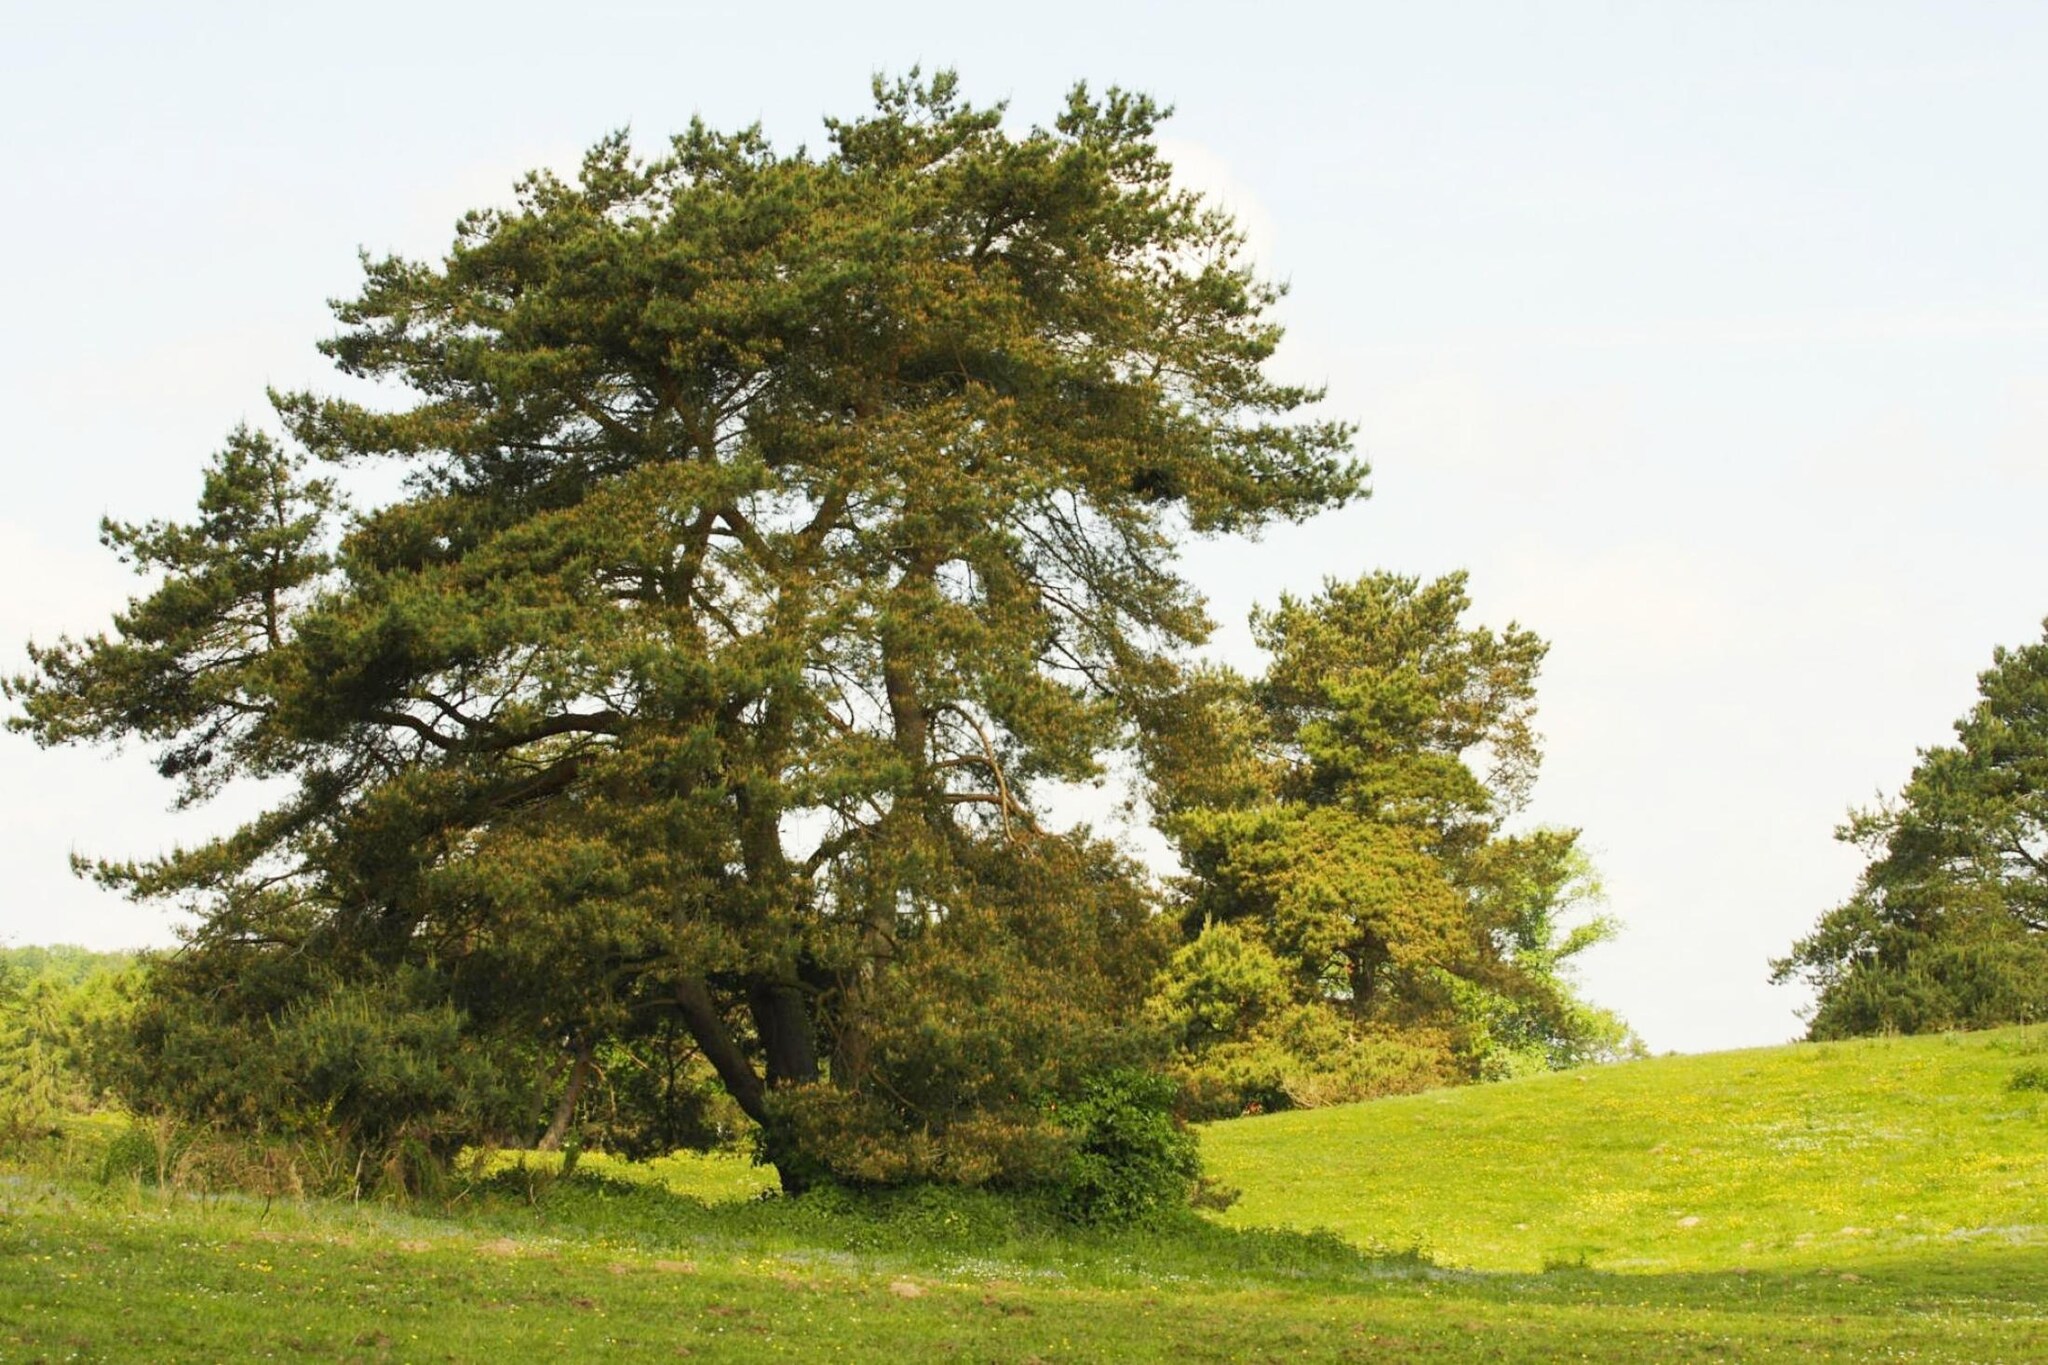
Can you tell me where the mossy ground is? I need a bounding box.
[4,1028,2046,1361]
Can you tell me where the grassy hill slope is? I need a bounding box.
[1204,1025,2048,1272]
[5,1028,2047,1360]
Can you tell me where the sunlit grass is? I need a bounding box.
[7,1172,2047,1362]
[1202,1025,2048,1273]
[468,1145,777,1203]
[5,1027,2048,1359]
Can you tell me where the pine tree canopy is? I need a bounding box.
[1775,623,2048,1039]
[1141,572,1638,1113]
[5,73,1363,1188]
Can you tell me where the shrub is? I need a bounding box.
[1049,1068,1200,1226]
[1168,1005,1453,1121]
[0,949,135,1144]
[105,957,540,1197]
[2008,1063,2048,1093]
[97,1120,178,1187]
[1147,923,1467,1120]
[1147,921,1292,1049]
[758,1083,1070,1193]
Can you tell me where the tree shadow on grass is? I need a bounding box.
[457,1166,1432,1288]
[458,1165,2048,1318]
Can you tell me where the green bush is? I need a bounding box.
[2008,1063,2048,1093]
[1168,1004,1454,1121]
[1787,888,2048,1042]
[1050,1068,1200,1226]
[106,957,540,1196]
[97,1121,175,1186]
[1147,921,1292,1050]
[1147,923,1471,1120]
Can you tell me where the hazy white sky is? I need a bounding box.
[6,2,2047,1054]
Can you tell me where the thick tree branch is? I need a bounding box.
[674,975,768,1127]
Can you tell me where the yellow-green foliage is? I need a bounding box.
[1148,574,1640,1110]
[0,947,134,1140]
[1203,1025,2048,1273]
[1150,923,1452,1117]
[470,1144,778,1202]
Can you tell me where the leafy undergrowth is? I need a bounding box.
[4,1028,2048,1360]
[1204,1024,2048,1273]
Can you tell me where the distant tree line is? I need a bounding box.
[0,947,134,1142]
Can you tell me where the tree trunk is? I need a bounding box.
[675,975,770,1127]
[1347,934,1390,1012]
[834,584,935,1095]
[830,960,876,1091]
[749,980,821,1086]
[536,1040,593,1151]
[674,974,814,1194]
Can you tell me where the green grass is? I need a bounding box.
[477,1145,780,1203]
[8,1178,2046,1362]
[1203,1025,2048,1274]
[3,1028,2047,1360]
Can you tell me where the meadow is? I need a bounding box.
[4,1027,2046,1361]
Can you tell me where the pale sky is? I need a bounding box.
[6,2,2047,1054]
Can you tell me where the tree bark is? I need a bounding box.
[675,974,817,1194]
[1347,934,1390,1012]
[536,1040,593,1151]
[675,975,769,1127]
[749,980,821,1086]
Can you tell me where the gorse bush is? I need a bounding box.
[268,974,533,1191]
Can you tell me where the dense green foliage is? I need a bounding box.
[1045,1068,1200,1225]
[1144,572,1637,1117]
[0,946,133,1142]
[107,961,538,1193]
[4,73,1361,1193]
[1775,622,2048,1038]
[0,944,135,989]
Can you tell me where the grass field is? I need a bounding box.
[1204,1025,2048,1274]
[4,1028,2046,1361]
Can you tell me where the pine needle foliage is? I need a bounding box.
[1144,572,1637,1115]
[6,73,1360,1192]
[1776,621,2048,1038]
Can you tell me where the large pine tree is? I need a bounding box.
[8,75,1361,1188]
